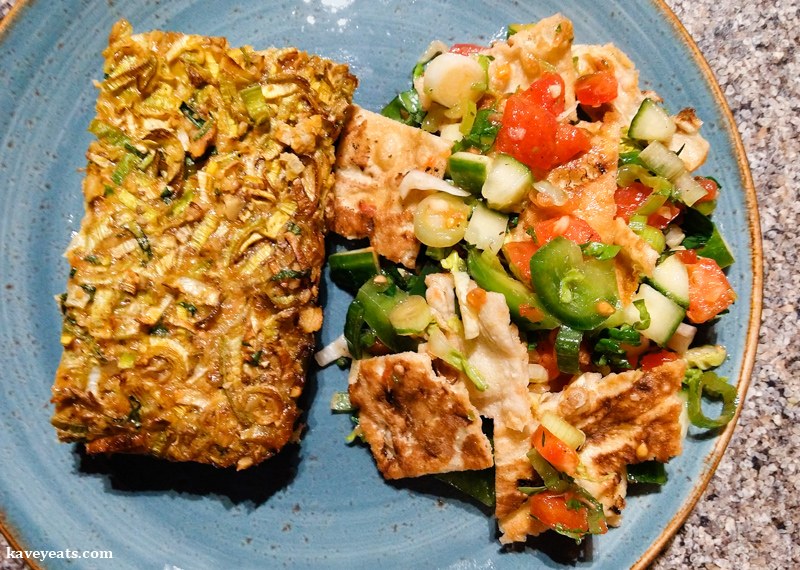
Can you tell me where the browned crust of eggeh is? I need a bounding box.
[0,0,763,568]
[0,0,46,564]
[632,1,764,569]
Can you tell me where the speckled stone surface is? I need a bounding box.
[1,0,797,569]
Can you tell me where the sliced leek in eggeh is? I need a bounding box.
[413,192,471,247]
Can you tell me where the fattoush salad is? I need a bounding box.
[317,14,739,545]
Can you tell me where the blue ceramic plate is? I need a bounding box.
[0,1,761,569]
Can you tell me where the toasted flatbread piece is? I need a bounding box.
[538,359,686,525]
[52,20,357,469]
[348,352,493,479]
[328,106,452,268]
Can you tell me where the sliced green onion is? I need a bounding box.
[540,411,585,450]
[526,448,570,492]
[239,84,270,125]
[684,370,738,429]
[580,241,621,261]
[331,391,355,413]
[344,299,366,360]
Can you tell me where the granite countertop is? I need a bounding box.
[1,0,797,568]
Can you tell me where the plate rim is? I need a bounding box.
[0,0,763,568]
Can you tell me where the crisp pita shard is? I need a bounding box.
[347,352,493,479]
[424,272,541,541]
[328,106,452,268]
[487,14,578,120]
[537,359,686,525]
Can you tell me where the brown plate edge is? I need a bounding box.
[631,1,764,569]
[0,1,764,569]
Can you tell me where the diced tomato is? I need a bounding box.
[615,182,679,228]
[647,201,681,230]
[673,249,698,265]
[519,303,545,323]
[529,491,607,536]
[685,258,737,323]
[640,350,679,371]
[496,96,559,170]
[449,43,487,56]
[575,71,619,107]
[532,425,580,475]
[615,183,651,221]
[504,240,539,281]
[552,123,592,166]
[520,73,566,116]
[496,77,590,171]
[695,177,720,203]
[531,215,601,247]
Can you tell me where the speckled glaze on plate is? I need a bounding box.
[0,0,761,569]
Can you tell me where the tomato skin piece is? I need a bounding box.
[505,241,539,281]
[553,123,592,165]
[531,215,601,247]
[496,97,559,170]
[529,491,606,536]
[449,43,487,56]
[615,183,651,221]
[575,71,619,106]
[520,73,566,116]
[647,202,681,230]
[615,183,679,228]
[534,333,561,381]
[685,258,737,323]
[674,249,698,265]
[532,425,580,475]
[641,350,679,371]
[695,177,720,203]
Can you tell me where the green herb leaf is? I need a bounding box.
[581,241,622,260]
[269,269,311,281]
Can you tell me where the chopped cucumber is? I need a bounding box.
[628,99,676,142]
[389,295,432,335]
[555,325,583,375]
[624,284,686,346]
[698,226,735,269]
[639,141,686,181]
[329,247,380,293]
[649,254,690,308]
[481,153,533,212]
[464,202,508,254]
[448,152,493,194]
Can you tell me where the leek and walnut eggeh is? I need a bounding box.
[52,21,356,469]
